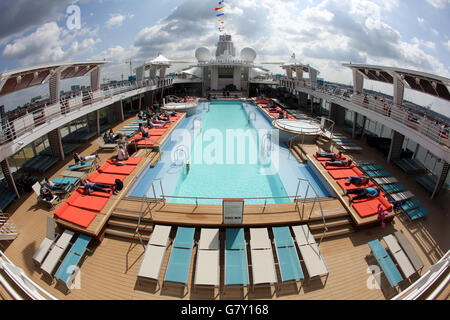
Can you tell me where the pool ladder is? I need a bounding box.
[248,111,256,124]
[260,133,273,159]
[193,117,202,134]
[174,145,190,175]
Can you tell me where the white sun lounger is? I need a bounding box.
[40,230,75,279]
[338,145,363,152]
[137,225,171,290]
[292,225,329,284]
[96,138,117,150]
[291,225,316,246]
[374,177,399,185]
[391,191,414,202]
[383,235,415,279]
[249,228,277,292]
[194,229,220,292]
[32,217,58,266]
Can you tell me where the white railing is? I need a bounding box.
[391,250,449,300]
[279,79,450,148]
[0,213,18,241]
[0,78,173,146]
[0,250,58,300]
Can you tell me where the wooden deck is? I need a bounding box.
[304,145,397,227]
[1,104,449,300]
[114,198,348,227]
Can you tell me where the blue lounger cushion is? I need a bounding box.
[225,249,249,286]
[407,207,430,220]
[361,164,384,171]
[67,161,94,170]
[53,177,79,185]
[273,227,295,248]
[164,247,193,285]
[383,184,406,193]
[367,170,390,177]
[173,227,195,249]
[54,252,81,285]
[368,240,403,287]
[276,246,304,282]
[401,199,422,211]
[225,228,246,250]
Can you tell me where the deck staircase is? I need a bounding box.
[290,142,307,162]
[0,213,18,241]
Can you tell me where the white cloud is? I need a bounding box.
[2,22,100,66]
[106,13,134,29]
[426,0,449,8]
[417,17,424,24]
[444,40,450,51]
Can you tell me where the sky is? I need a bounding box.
[0,0,449,116]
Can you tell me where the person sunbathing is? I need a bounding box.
[345,187,378,202]
[138,123,149,138]
[43,178,69,191]
[80,179,116,195]
[146,118,165,129]
[316,151,343,160]
[345,176,370,186]
[73,152,98,165]
[325,159,352,167]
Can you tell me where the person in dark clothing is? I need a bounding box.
[39,182,54,201]
[80,179,116,195]
[316,151,342,160]
[325,160,352,167]
[345,187,379,202]
[345,176,370,186]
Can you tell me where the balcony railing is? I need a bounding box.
[0,78,173,146]
[279,79,450,149]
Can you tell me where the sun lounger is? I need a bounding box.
[368,239,403,288]
[194,229,220,292]
[361,164,384,171]
[96,138,117,151]
[249,228,277,292]
[337,144,362,152]
[98,162,136,175]
[60,170,87,179]
[137,225,172,289]
[383,235,416,279]
[54,234,91,292]
[390,191,414,202]
[32,182,59,208]
[367,170,390,178]
[66,161,94,171]
[272,227,303,290]
[292,225,328,284]
[373,177,399,185]
[163,227,195,295]
[0,188,17,211]
[382,184,406,194]
[406,207,430,220]
[401,199,422,212]
[40,230,75,280]
[32,217,58,266]
[53,176,79,186]
[87,172,126,185]
[224,228,249,294]
[394,230,424,273]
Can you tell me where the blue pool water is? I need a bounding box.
[127,100,332,204]
[171,101,288,204]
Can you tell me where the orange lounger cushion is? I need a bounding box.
[87,172,126,185]
[321,161,355,170]
[67,191,110,212]
[328,168,361,180]
[148,129,167,135]
[107,157,142,166]
[136,138,160,146]
[98,163,136,175]
[75,188,111,198]
[337,180,375,191]
[54,203,97,228]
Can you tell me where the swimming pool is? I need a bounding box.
[127,100,332,204]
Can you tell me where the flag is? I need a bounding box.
[215,7,224,11]
[216,13,224,17]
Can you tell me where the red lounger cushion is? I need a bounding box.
[88,172,126,185]
[321,161,355,170]
[136,138,159,146]
[337,180,375,191]
[67,191,110,212]
[75,188,111,198]
[288,115,296,119]
[313,154,347,161]
[328,168,359,180]
[148,129,167,136]
[98,163,136,175]
[54,203,97,228]
[107,157,142,166]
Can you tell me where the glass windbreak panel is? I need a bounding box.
[60,125,70,138]
[34,135,49,154]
